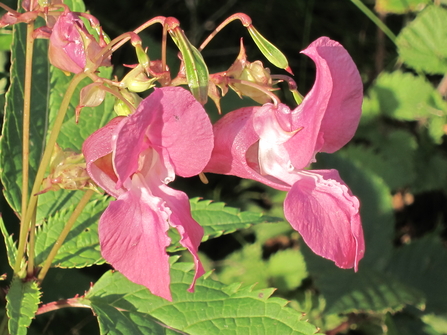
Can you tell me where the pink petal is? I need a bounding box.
[152,183,205,292]
[305,37,363,153]
[284,169,364,271]
[113,87,214,187]
[82,117,125,198]
[204,106,290,191]
[99,174,173,300]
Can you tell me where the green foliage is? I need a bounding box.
[375,0,430,14]
[6,278,40,335]
[168,198,282,251]
[82,261,317,335]
[34,196,109,268]
[0,216,17,268]
[397,5,447,74]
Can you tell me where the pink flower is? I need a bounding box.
[205,37,365,270]
[82,87,214,300]
[49,11,109,74]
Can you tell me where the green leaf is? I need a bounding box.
[397,5,447,74]
[6,278,40,335]
[385,234,447,314]
[0,23,50,216]
[370,71,447,122]
[267,248,307,292]
[375,0,430,14]
[304,251,425,314]
[168,198,282,251]
[0,216,17,268]
[83,262,317,335]
[34,196,109,268]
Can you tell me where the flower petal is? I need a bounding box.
[82,117,125,198]
[152,183,205,292]
[99,174,172,300]
[284,169,364,270]
[306,37,363,153]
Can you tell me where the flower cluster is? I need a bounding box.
[1,2,365,300]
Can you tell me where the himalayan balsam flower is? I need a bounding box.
[49,11,109,74]
[82,87,214,300]
[205,37,365,270]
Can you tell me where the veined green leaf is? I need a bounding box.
[0,215,17,268]
[167,198,282,251]
[397,5,447,74]
[6,277,40,335]
[83,261,317,335]
[34,196,109,268]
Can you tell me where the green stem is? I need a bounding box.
[350,0,397,44]
[37,190,94,282]
[26,206,37,278]
[13,73,87,275]
[14,21,35,278]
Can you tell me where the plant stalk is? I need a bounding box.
[13,73,87,274]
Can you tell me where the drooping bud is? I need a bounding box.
[75,83,106,121]
[121,65,158,93]
[227,40,274,104]
[48,11,110,74]
[38,145,99,194]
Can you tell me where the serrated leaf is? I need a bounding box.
[397,5,447,74]
[6,278,40,335]
[167,198,282,251]
[304,250,425,314]
[375,0,430,14]
[385,234,447,314]
[371,71,446,121]
[0,215,17,268]
[83,262,317,335]
[34,196,109,268]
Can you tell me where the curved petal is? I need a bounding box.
[204,106,290,191]
[82,117,125,198]
[284,169,364,270]
[113,87,214,187]
[152,183,205,292]
[98,173,173,300]
[307,37,363,153]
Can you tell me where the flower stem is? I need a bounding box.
[13,73,87,275]
[14,21,35,278]
[349,0,397,44]
[37,190,95,282]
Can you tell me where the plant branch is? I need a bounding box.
[14,73,87,274]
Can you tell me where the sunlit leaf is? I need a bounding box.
[397,5,447,74]
[83,262,318,335]
[6,278,40,335]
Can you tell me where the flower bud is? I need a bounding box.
[48,11,110,74]
[39,145,99,194]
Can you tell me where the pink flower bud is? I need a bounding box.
[49,12,110,74]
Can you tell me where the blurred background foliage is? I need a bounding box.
[0,0,447,334]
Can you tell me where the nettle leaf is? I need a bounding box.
[397,5,447,74]
[82,262,317,335]
[34,196,109,268]
[385,234,447,314]
[304,248,425,314]
[370,71,447,123]
[168,198,282,251]
[6,277,40,335]
[0,216,17,268]
[375,0,430,14]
